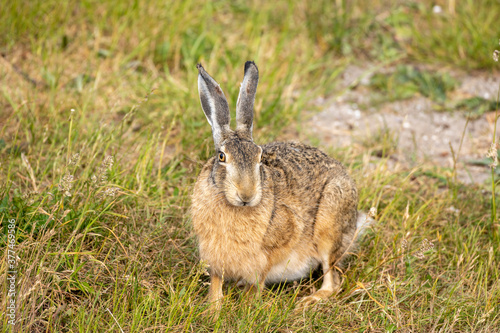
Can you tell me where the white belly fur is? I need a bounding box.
[265,251,320,283]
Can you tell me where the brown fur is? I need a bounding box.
[192,62,359,309]
[191,136,358,304]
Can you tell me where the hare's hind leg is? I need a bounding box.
[316,256,341,298]
[298,254,341,306]
[299,179,357,306]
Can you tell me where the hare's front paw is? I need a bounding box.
[206,299,222,322]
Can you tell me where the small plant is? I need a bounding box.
[370,65,457,103]
[360,126,398,158]
[453,96,499,119]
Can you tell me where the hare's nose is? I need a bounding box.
[237,192,255,206]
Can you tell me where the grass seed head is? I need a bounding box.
[400,238,408,251]
[102,155,114,169]
[91,155,115,188]
[198,260,210,277]
[22,190,39,205]
[414,239,434,259]
[487,142,499,168]
[58,173,74,197]
[68,153,81,166]
[98,187,119,199]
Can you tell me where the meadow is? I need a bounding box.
[1,0,500,331]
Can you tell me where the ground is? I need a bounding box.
[309,64,500,184]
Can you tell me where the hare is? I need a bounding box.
[191,61,361,310]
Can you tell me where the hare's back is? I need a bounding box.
[261,142,348,181]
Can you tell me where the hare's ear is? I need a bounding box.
[197,64,231,150]
[235,61,259,140]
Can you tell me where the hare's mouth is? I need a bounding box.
[223,178,262,207]
[226,191,261,207]
[236,194,258,207]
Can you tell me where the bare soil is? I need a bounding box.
[308,65,500,185]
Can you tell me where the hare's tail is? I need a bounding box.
[355,211,375,239]
[337,211,375,264]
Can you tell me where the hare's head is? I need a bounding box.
[197,62,263,207]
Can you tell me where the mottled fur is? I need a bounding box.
[191,62,359,309]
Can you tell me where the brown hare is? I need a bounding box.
[191,61,364,311]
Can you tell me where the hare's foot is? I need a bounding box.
[301,288,335,303]
[297,258,340,308]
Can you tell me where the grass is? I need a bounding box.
[369,65,457,103]
[1,0,500,331]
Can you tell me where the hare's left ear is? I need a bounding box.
[236,61,259,140]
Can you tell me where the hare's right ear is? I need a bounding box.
[197,64,231,150]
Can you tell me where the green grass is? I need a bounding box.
[370,65,457,103]
[1,0,500,331]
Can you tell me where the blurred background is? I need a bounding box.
[2,0,499,179]
[1,1,500,331]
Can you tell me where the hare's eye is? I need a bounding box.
[218,152,226,162]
